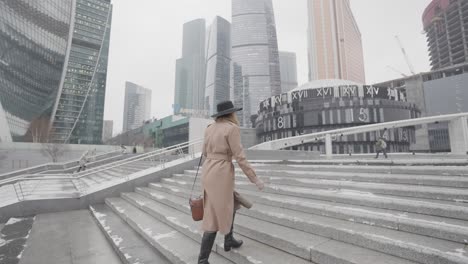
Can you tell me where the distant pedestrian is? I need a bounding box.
[375,137,388,159]
[77,150,89,172]
[132,146,137,154]
[120,145,127,154]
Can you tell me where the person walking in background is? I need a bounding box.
[120,144,127,154]
[197,101,264,264]
[77,150,89,172]
[375,137,388,159]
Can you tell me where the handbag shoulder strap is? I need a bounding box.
[190,154,204,199]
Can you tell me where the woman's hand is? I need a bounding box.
[255,179,265,191]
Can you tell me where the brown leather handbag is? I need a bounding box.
[189,155,204,221]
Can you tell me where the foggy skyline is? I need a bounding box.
[106,0,431,135]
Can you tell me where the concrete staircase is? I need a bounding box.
[89,160,468,264]
[78,161,158,187]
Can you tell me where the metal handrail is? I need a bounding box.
[0,148,122,179]
[6,140,203,182]
[0,140,203,187]
[74,139,203,179]
[3,140,203,182]
[3,140,203,205]
[72,139,203,178]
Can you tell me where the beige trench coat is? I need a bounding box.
[201,120,258,235]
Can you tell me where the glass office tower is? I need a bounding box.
[0,0,112,144]
[279,51,298,93]
[174,19,206,114]
[50,0,112,144]
[231,0,282,127]
[205,16,231,116]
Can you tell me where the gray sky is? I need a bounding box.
[106,0,431,135]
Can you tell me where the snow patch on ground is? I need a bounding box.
[6,218,26,225]
[153,231,177,241]
[337,189,376,197]
[136,200,146,207]
[150,193,166,200]
[115,206,126,214]
[246,256,263,264]
[111,235,123,246]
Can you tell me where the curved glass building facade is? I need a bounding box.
[0,0,112,144]
[255,80,421,154]
[0,0,73,141]
[231,0,281,127]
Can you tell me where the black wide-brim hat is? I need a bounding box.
[211,100,242,118]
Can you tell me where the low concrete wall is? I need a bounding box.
[0,158,198,222]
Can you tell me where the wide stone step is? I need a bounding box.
[245,163,468,176]
[151,179,468,244]
[121,192,312,264]
[179,172,468,202]
[120,163,153,171]
[185,169,468,188]
[105,197,233,264]
[162,177,468,221]
[136,186,419,264]
[146,182,468,264]
[245,158,468,166]
[90,204,171,264]
[99,170,123,179]
[108,167,140,174]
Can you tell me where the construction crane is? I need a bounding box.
[395,35,416,75]
[386,65,408,77]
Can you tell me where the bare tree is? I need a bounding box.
[41,142,68,163]
[27,117,68,163]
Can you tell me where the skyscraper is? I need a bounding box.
[232,0,282,127]
[0,0,112,144]
[123,82,152,132]
[205,16,232,116]
[279,51,298,93]
[102,120,114,142]
[423,0,468,70]
[307,0,365,84]
[0,100,11,143]
[174,19,206,114]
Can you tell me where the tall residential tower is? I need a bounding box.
[123,82,152,132]
[231,0,282,127]
[423,0,468,70]
[205,16,231,116]
[174,19,206,115]
[0,0,112,144]
[307,0,365,83]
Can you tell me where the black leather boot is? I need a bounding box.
[224,211,243,252]
[198,232,217,264]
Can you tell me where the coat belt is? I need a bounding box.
[206,153,232,161]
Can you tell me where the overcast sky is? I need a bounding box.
[105,0,431,135]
